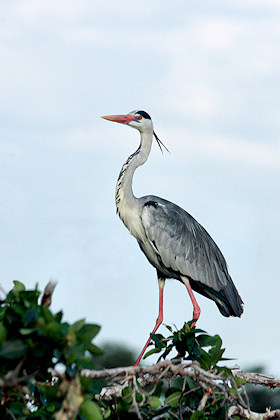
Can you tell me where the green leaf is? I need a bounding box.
[209,344,225,367]
[91,343,103,356]
[0,339,27,359]
[189,327,206,334]
[234,377,247,387]
[118,386,133,411]
[217,366,232,377]
[150,333,165,348]
[164,391,181,408]
[122,386,133,403]
[160,344,173,360]
[65,343,85,364]
[46,402,56,413]
[103,408,112,419]
[153,381,164,398]
[45,320,65,338]
[89,379,103,395]
[79,324,101,341]
[79,400,102,420]
[40,306,55,324]
[164,324,173,333]
[185,376,199,390]
[69,319,85,333]
[0,322,7,344]
[136,392,144,403]
[149,396,162,409]
[80,376,103,394]
[184,322,191,333]
[86,342,103,356]
[22,290,40,307]
[196,348,211,370]
[197,334,217,347]
[214,334,222,346]
[143,346,162,359]
[54,310,63,323]
[190,412,206,420]
[77,357,96,370]
[230,388,239,398]
[24,307,39,326]
[13,280,25,293]
[19,328,35,335]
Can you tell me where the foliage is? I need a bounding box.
[144,321,227,369]
[100,322,247,419]
[0,281,103,419]
[1,282,278,419]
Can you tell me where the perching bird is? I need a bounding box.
[102,110,243,366]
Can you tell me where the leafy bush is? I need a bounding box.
[145,322,227,369]
[0,281,103,419]
[1,281,276,419]
[98,323,247,419]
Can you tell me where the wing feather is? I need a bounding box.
[139,197,243,317]
[141,198,230,291]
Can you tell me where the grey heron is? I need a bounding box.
[102,110,243,366]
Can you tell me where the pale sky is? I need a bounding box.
[0,0,280,375]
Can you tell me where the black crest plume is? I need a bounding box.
[153,131,170,154]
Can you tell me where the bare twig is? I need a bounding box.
[235,371,280,388]
[197,386,211,411]
[0,359,35,388]
[229,405,280,419]
[132,375,143,420]
[5,409,17,420]
[40,280,57,307]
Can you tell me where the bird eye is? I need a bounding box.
[136,115,142,121]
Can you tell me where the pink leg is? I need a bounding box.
[134,279,165,366]
[182,277,201,328]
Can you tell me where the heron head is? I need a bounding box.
[102,110,153,132]
[102,110,169,153]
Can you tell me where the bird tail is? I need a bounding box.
[216,280,244,317]
[190,278,244,318]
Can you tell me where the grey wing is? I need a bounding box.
[141,198,228,290]
[140,197,243,317]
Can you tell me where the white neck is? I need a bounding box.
[115,130,153,235]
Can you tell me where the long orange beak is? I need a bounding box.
[101,114,135,124]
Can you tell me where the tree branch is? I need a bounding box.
[81,360,280,418]
[235,371,280,388]
[229,405,280,419]
[82,361,280,390]
[82,360,239,401]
